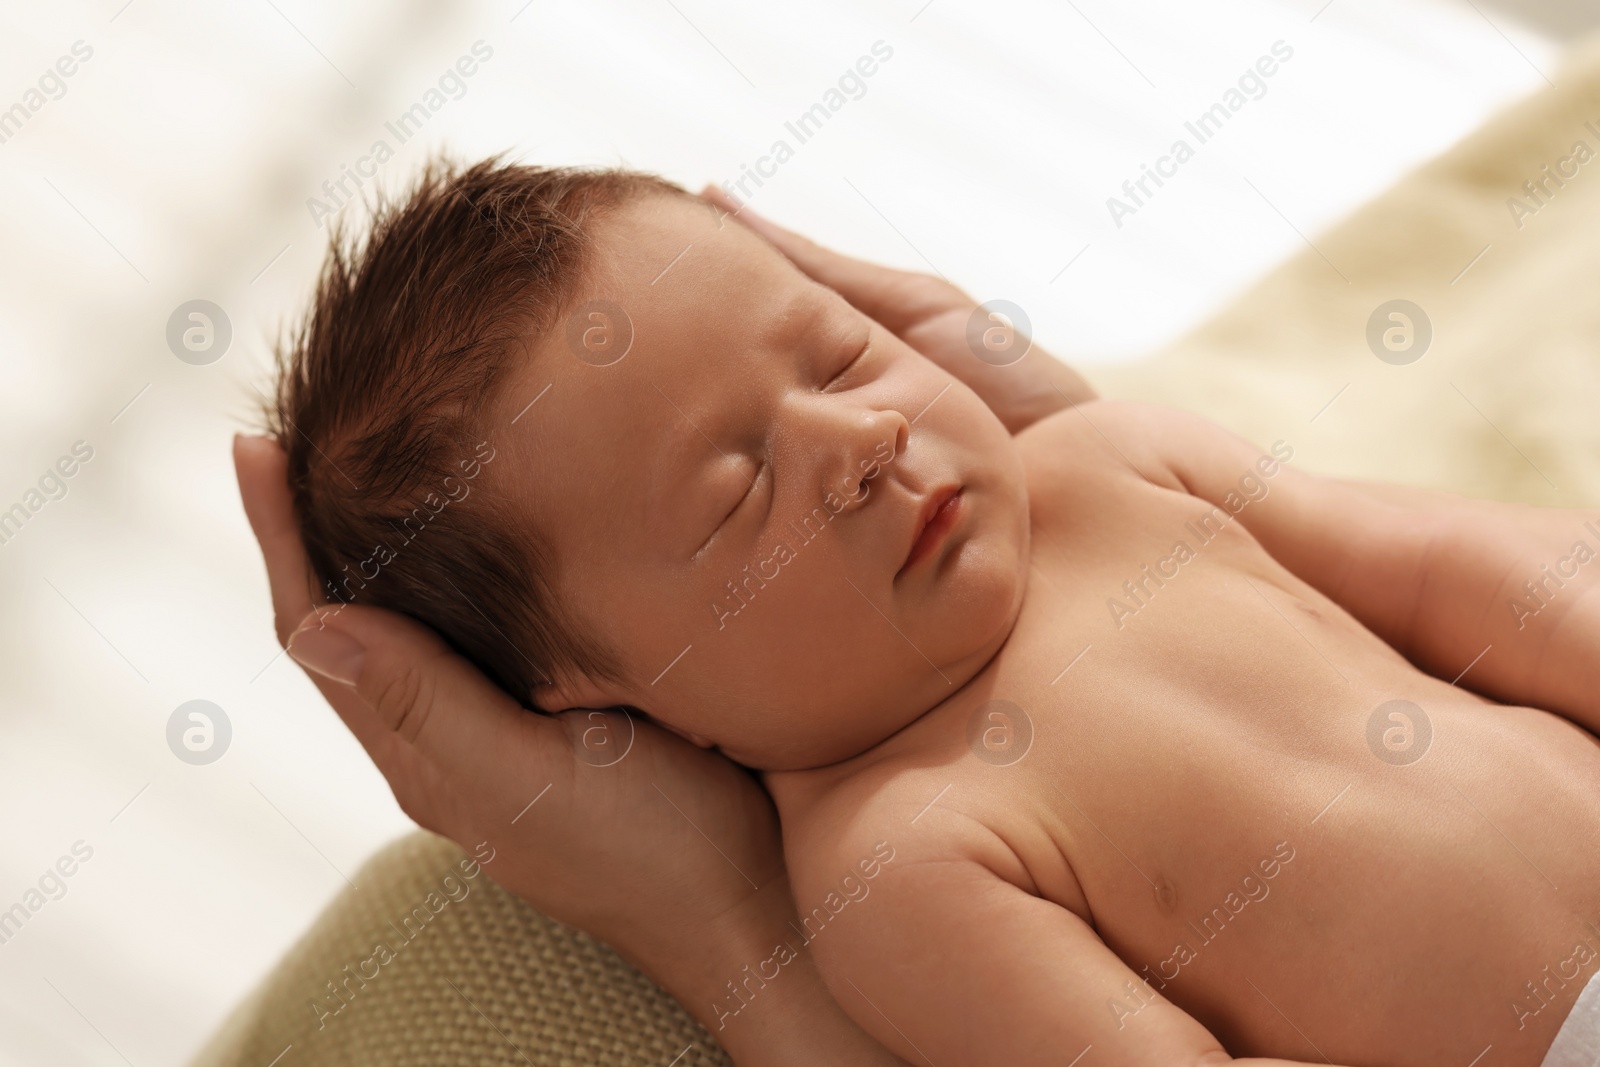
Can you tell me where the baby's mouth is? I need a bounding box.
[898,486,963,577]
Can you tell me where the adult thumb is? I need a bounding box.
[287,603,559,775]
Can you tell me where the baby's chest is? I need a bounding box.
[954,706,1315,929]
[946,588,1396,940]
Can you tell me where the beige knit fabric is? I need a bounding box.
[188,832,730,1066]
[193,32,1600,1067]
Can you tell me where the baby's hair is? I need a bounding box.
[268,153,687,705]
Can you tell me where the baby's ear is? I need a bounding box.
[688,733,716,749]
[655,720,717,749]
[527,685,564,713]
[528,671,624,714]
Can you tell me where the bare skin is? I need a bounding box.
[496,191,1600,1066]
[770,402,1600,1066]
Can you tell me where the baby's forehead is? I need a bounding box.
[496,193,853,486]
[581,193,807,321]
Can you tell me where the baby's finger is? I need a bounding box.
[235,434,325,645]
[698,184,970,336]
[286,601,575,787]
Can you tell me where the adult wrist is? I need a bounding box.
[1007,352,1096,432]
[624,874,904,1065]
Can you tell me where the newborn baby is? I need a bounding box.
[275,160,1600,1067]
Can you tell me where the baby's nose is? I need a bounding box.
[823,416,902,510]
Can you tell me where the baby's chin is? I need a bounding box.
[935,543,1026,650]
[915,494,1032,668]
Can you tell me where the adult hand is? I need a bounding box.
[234,433,788,1020]
[699,185,1097,432]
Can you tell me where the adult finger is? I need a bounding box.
[234,433,323,645]
[700,190,1101,427]
[699,185,973,336]
[285,602,575,789]
[236,433,440,816]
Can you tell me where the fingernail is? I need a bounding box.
[288,622,365,686]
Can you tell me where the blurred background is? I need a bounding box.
[0,0,1587,1063]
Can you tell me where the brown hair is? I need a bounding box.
[268,154,686,703]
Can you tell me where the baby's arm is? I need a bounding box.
[1098,401,1600,732]
[793,828,1354,1067]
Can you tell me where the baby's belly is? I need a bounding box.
[1077,703,1600,1067]
[994,564,1600,1066]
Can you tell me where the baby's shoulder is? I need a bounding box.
[1018,395,1174,439]
[1015,397,1194,497]
[772,742,1022,898]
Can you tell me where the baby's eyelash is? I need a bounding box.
[692,462,761,560]
[823,337,871,389]
[697,461,763,557]
[731,463,762,515]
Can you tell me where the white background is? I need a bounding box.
[0,1,1576,1063]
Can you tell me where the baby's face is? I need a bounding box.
[500,193,1031,770]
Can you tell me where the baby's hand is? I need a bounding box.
[699,185,1095,433]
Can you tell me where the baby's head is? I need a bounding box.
[275,157,1031,771]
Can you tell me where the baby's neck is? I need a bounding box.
[761,573,1032,814]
